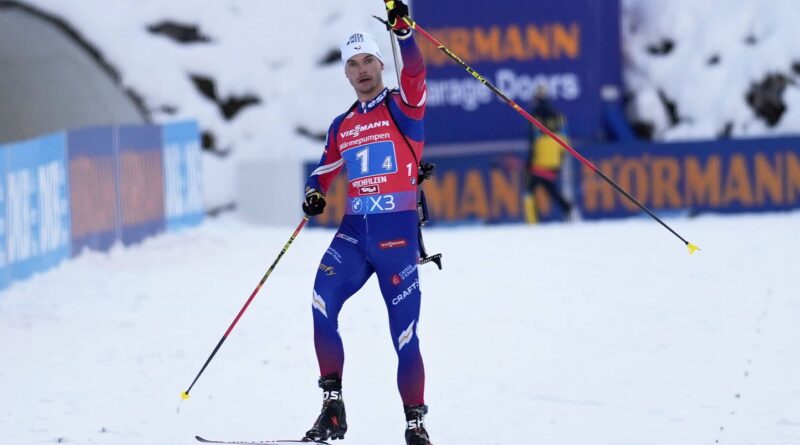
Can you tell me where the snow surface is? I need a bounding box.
[2,212,799,445]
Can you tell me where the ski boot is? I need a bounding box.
[305,374,347,441]
[404,404,432,445]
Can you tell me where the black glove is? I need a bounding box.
[302,188,326,216]
[417,162,435,185]
[384,0,411,37]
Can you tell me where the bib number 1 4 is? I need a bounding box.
[347,142,398,179]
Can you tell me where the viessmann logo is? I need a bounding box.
[340,120,390,139]
[379,239,407,249]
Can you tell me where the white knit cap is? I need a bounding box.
[341,31,384,65]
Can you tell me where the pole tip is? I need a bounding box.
[181,391,190,401]
[687,243,701,255]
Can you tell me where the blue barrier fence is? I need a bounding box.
[0,121,203,292]
[1,133,71,284]
[163,121,204,231]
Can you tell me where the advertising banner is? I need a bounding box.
[3,133,71,282]
[67,126,120,255]
[411,0,622,145]
[163,121,204,231]
[117,125,165,246]
[575,138,800,219]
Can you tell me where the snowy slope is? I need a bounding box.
[1,213,799,445]
[20,0,800,162]
[21,0,395,162]
[623,0,800,140]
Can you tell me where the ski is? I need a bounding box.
[196,436,330,445]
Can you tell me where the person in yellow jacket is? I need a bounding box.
[524,87,574,223]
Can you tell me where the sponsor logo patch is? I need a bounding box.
[392,264,416,286]
[340,120,391,139]
[359,185,380,195]
[351,175,387,188]
[312,290,328,317]
[392,279,420,306]
[379,239,407,249]
[318,263,336,277]
[335,233,358,244]
[399,264,417,280]
[326,247,343,264]
[398,320,416,351]
[366,89,389,109]
[351,198,364,213]
[347,33,364,45]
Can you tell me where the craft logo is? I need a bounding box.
[340,120,390,139]
[379,239,407,249]
[392,279,420,306]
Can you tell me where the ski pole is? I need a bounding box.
[181,216,311,401]
[390,15,700,254]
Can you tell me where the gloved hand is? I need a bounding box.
[302,188,326,216]
[384,0,411,37]
[417,162,435,185]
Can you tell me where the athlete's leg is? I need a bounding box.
[369,211,426,406]
[312,223,373,379]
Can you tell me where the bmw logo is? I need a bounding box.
[352,198,363,213]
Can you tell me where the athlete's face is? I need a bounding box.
[345,53,385,100]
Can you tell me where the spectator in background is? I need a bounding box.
[524,85,574,223]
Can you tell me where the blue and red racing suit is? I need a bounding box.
[305,36,427,406]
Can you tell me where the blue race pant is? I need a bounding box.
[311,210,425,405]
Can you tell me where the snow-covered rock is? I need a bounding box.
[623,0,800,140]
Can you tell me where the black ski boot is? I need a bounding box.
[404,404,432,445]
[305,374,347,441]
